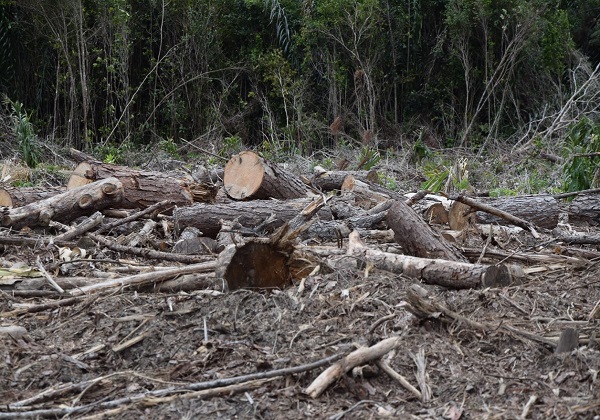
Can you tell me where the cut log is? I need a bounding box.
[311,167,379,191]
[0,186,66,207]
[1,178,123,230]
[223,151,307,200]
[568,194,600,223]
[458,194,559,229]
[67,149,205,208]
[340,175,405,210]
[174,198,334,238]
[348,231,517,289]
[452,194,543,238]
[387,199,468,262]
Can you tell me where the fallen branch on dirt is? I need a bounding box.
[375,359,422,400]
[0,353,344,417]
[0,296,89,317]
[305,336,403,398]
[54,211,104,241]
[404,285,558,348]
[69,260,218,296]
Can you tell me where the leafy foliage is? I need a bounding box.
[3,95,41,168]
[561,118,600,193]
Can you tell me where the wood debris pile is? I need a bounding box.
[1,149,599,418]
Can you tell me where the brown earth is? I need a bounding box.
[0,151,599,419]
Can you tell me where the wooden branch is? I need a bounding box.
[452,194,541,238]
[310,167,379,191]
[387,199,467,261]
[2,178,123,230]
[87,232,208,264]
[375,359,422,400]
[97,199,171,234]
[348,231,517,289]
[1,353,344,416]
[405,286,557,348]
[69,260,218,296]
[305,336,402,398]
[54,211,104,241]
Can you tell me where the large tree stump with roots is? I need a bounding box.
[223,151,308,200]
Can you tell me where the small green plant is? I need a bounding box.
[3,95,41,168]
[561,118,600,193]
[379,174,397,190]
[421,158,470,193]
[160,137,179,158]
[356,147,381,170]
[411,129,432,163]
[489,187,518,197]
[220,135,243,157]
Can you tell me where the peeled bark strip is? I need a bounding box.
[173,198,333,238]
[68,149,197,208]
[1,178,123,230]
[223,151,307,200]
[311,167,379,191]
[387,199,468,262]
[0,186,66,207]
[348,231,515,288]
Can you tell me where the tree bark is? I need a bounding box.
[387,199,468,262]
[568,194,600,224]
[348,231,515,289]
[67,149,204,209]
[472,194,559,229]
[310,168,379,191]
[223,151,307,200]
[173,198,334,238]
[0,186,66,207]
[1,178,123,230]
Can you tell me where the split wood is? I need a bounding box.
[452,194,541,238]
[0,353,344,417]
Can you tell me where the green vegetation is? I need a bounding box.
[0,0,598,190]
[561,118,600,193]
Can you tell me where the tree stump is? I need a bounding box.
[223,151,308,200]
[2,178,123,230]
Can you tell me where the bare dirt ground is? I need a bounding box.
[1,150,600,419]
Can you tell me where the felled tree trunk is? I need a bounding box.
[173,198,334,237]
[223,151,308,200]
[387,199,468,262]
[471,194,559,229]
[348,231,516,289]
[311,168,379,191]
[1,178,123,230]
[67,149,209,209]
[568,194,600,224]
[0,186,66,207]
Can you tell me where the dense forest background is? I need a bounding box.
[0,0,599,165]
